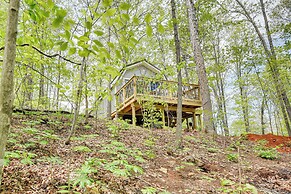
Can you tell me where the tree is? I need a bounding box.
[234,0,291,136]
[0,0,20,186]
[185,0,215,134]
[170,0,183,148]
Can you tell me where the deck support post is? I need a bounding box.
[186,118,189,130]
[131,103,136,126]
[161,109,165,128]
[193,109,196,130]
[198,113,202,130]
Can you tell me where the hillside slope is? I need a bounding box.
[1,113,290,193]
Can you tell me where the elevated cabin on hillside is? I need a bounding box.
[107,60,203,129]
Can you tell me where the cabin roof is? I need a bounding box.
[111,59,161,87]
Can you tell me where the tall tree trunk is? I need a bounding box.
[170,0,183,148]
[83,63,89,124]
[186,0,215,133]
[65,58,86,145]
[38,63,45,108]
[212,38,229,135]
[239,85,250,132]
[266,101,274,134]
[107,76,112,119]
[261,98,265,135]
[0,0,20,186]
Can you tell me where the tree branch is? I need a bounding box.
[0,44,81,65]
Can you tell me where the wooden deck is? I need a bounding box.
[111,76,202,129]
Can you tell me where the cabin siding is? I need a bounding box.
[98,62,159,118]
[111,65,158,114]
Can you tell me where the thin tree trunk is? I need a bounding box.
[186,0,215,134]
[38,63,45,108]
[261,98,265,135]
[212,38,229,135]
[266,101,274,134]
[84,63,89,124]
[56,65,61,111]
[65,58,86,145]
[0,0,20,186]
[107,76,112,119]
[170,0,183,148]
[107,26,112,119]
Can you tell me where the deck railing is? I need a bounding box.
[115,76,201,106]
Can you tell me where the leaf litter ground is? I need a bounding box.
[1,112,290,193]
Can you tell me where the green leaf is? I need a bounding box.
[85,21,92,30]
[68,47,76,55]
[121,14,130,21]
[73,146,92,152]
[65,30,71,40]
[145,13,152,24]
[52,9,67,28]
[93,40,104,47]
[146,25,153,37]
[94,30,104,36]
[56,9,67,18]
[28,9,37,21]
[115,50,122,59]
[79,35,90,42]
[104,66,120,77]
[60,42,68,51]
[107,42,115,49]
[102,0,113,7]
[47,0,55,9]
[92,45,99,52]
[158,23,165,33]
[119,2,131,10]
[57,190,70,193]
[78,49,90,57]
[106,8,116,17]
[52,17,63,28]
[133,16,139,25]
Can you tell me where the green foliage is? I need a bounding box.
[219,179,258,194]
[144,137,156,147]
[145,150,156,159]
[207,147,219,153]
[254,140,279,160]
[5,151,37,165]
[38,156,63,165]
[141,187,157,194]
[227,153,238,163]
[72,161,97,188]
[92,141,145,178]
[106,119,130,138]
[23,127,39,134]
[73,146,92,153]
[258,148,278,160]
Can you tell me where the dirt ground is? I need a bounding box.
[247,133,291,153]
[1,113,291,193]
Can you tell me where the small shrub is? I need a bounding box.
[141,187,157,194]
[73,146,92,152]
[255,140,279,160]
[207,147,219,153]
[145,150,156,159]
[227,153,238,163]
[258,148,278,160]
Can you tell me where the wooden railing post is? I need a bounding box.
[198,86,201,101]
[133,76,137,99]
[131,103,136,126]
[123,88,126,105]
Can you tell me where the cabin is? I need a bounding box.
[107,60,203,130]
